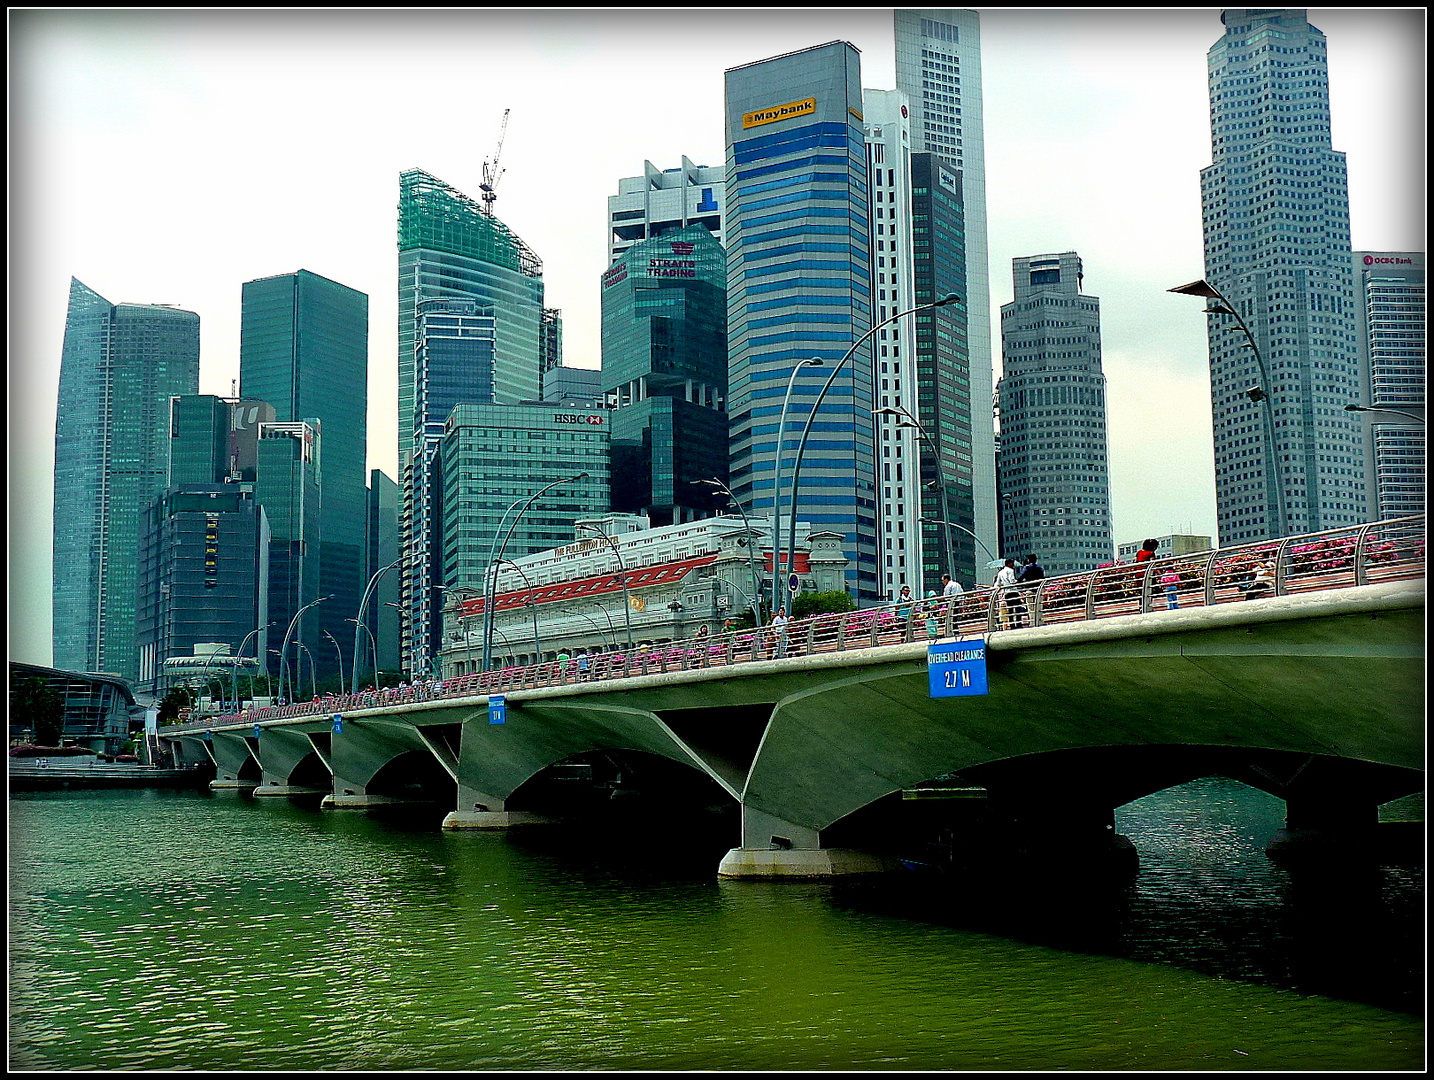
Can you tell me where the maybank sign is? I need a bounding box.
[742,97,816,129]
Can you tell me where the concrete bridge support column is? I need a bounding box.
[442,783,556,830]
[251,727,331,797]
[206,733,259,791]
[979,798,1138,876]
[1267,793,1381,864]
[717,806,898,878]
[322,722,432,810]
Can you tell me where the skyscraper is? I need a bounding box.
[240,269,369,680]
[724,41,878,599]
[1199,8,1364,542]
[53,278,199,678]
[1352,251,1424,520]
[397,168,547,674]
[863,88,923,599]
[996,253,1114,575]
[894,9,998,566]
[608,157,726,263]
[601,223,728,525]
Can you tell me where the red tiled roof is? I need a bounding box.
[459,553,720,616]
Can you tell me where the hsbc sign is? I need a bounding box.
[553,413,606,426]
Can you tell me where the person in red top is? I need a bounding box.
[1134,538,1158,563]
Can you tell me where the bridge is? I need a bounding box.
[163,519,1425,877]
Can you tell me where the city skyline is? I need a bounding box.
[10,9,1424,666]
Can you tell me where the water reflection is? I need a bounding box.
[7,779,1423,1071]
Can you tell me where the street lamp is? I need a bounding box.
[352,557,405,695]
[693,477,764,627]
[295,643,317,702]
[919,517,998,565]
[1169,278,1286,536]
[1344,403,1425,425]
[783,294,963,593]
[346,618,378,690]
[231,622,275,711]
[481,473,590,671]
[278,595,330,704]
[497,559,543,666]
[577,521,635,652]
[771,357,824,615]
[321,630,344,697]
[876,405,954,585]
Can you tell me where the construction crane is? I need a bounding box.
[479,108,510,217]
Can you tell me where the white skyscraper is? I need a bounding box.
[894,9,998,569]
[1198,9,1364,543]
[607,157,725,264]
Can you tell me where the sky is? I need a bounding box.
[8,8,1425,667]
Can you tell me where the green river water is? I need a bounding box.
[7,778,1423,1071]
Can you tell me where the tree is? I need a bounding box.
[12,675,65,746]
[156,686,195,724]
[793,591,856,619]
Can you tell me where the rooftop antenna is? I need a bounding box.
[480,108,510,217]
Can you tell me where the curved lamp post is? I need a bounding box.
[321,630,344,697]
[783,294,963,592]
[771,357,825,615]
[231,622,275,711]
[497,559,543,664]
[577,521,634,652]
[295,642,317,702]
[1344,403,1425,425]
[693,477,764,628]
[482,473,590,670]
[1170,278,1286,536]
[876,405,953,585]
[352,557,404,695]
[278,595,330,704]
[346,618,378,691]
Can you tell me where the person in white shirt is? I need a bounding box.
[940,573,964,598]
[993,559,1022,628]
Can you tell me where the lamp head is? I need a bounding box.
[1168,279,1221,299]
[1343,404,1364,412]
[1204,302,1238,317]
[934,292,961,306]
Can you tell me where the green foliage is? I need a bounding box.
[793,591,856,619]
[12,676,65,746]
[156,686,195,723]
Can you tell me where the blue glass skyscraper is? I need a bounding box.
[724,41,877,600]
[53,278,199,678]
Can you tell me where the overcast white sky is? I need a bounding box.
[8,8,1425,667]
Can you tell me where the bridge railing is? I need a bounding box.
[175,516,1423,732]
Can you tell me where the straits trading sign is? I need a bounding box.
[742,97,816,130]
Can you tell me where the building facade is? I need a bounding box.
[1115,534,1214,562]
[1199,8,1364,543]
[240,269,369,681]
[9,662,143,754]
[863,88,923,600]
[52,278,200,679]
[397,168,548,674]
[894,9,999,568]
[602,223,729,526]
[542,365,605,407]
[438,402,612,668]
[724,40,878,600]
[365,469,403,682]
[253,420,323,687]
[1352,251,1424,521]
[135,486,268,695]
[608,156,726,263]
[996,253,1114,575]
[442,514,849,675]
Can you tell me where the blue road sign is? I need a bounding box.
[489,695,506,725]
[253,725,262,739]
[928,638,989,697]
[332,714,343,734]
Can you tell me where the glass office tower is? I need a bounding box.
[1200,9,1363,542]
[53,278,199,678]
[240,270,368,680]
[601,224,728,526]
[724,40,877,600]
[996,253,1114,575]
[1353,251,1425,520]
[895,9,998,567]
[397,168,546,674]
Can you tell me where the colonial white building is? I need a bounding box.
[441,514,848,675]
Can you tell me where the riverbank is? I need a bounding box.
[8,760,210,792]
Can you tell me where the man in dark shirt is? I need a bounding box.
[1015,554,1045,627]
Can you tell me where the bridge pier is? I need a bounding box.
[717,807,898,878]
[205,733,259,792]
[442,784,556,829]
[252,727,331,797]
[1266,793,1381,864]
[978,798,1139,877]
